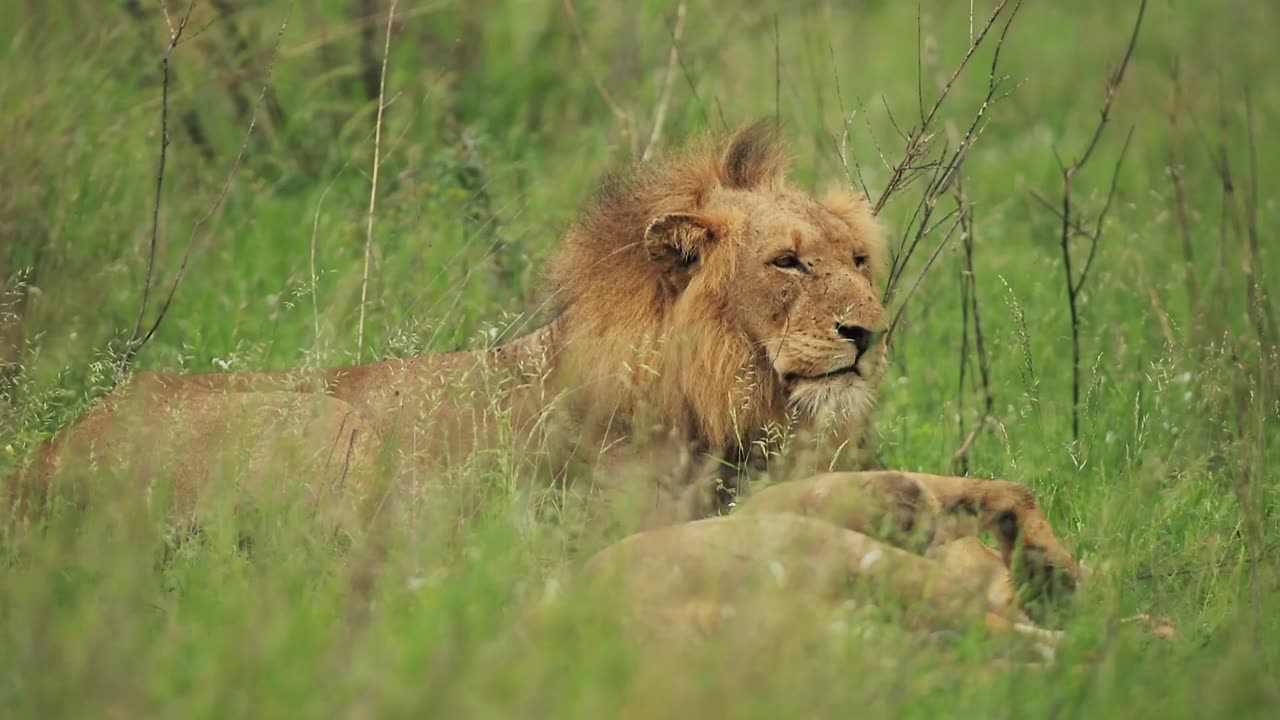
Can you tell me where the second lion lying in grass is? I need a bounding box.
[581,472,1076,653]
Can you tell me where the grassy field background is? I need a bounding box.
[2,0,1279,717]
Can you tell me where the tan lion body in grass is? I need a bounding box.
[8,125,1087,644]
[13,122,895,524]
[584,472,1077,651]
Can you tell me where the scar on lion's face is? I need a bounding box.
[619,125,888,427]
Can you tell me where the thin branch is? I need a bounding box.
[886,217,963,339]
[963,219,992,427]
[968,0,975,47]
[713,95,729,132]
[951,415,993,473]
[128,9,294,366]
[1074,125,1134,294]
[359,0,382,102]
[956,255,972,470]
[121,0,197,378]
[950,181,996,474]
[773,14,781,133]
[311,181,337,351]
[873,0,1020,214]
[915,3,925,126]
[882,2,1016,306]
[1165,57,1200,324]
[1241,86,1276,347]
[1070,0,1147,171]
[880,94,909,143]
[563,0,636,156]
[357,0,396,363]
[1028,190,1097,239]
[674,37,712,130]
[640,0,687,163]
[828,42,871,198]
[1033,0,1146,444]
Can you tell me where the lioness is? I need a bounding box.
[580,512,1061,649]
[7,124,1082,609]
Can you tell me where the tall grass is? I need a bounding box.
[2,0,1278,717]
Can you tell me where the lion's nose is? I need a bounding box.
[835,323,874,356]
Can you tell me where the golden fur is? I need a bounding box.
[8,126,1090,629]
[546,121,889,459]
[2,124,1109,653]
[9,387,379,523]
[12,123,893,523]
[736,472,1084,607]
[580,513,1062,651]
[577,471,1093,652]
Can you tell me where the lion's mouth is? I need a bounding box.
[785,362,861,384]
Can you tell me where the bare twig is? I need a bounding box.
[915,5,925,127]
[1034,0,1146,444]
[122,1,215,161]
[123,10,294,373]
[873,0,1020,214]
[774,14,781,133]
[1028,190,1095,238]
[1240,87,1277,348]
[828,42,871,199]
[205,0,321,174]
[887,219,963,339]
[1165,58,1201,332]
[881,0,1024,313]
[951,415,993,472]
[121,0,197,378]
[951,181,995,474]
[905,8,1003,471]
[1074,126,1134,293]
[1070,0,1146,172]
[357,0,396,363]
[563,0,637,156]
[674,35,712,130]
[967,0,975,46]
[640,0,687,163]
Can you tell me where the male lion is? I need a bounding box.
[7,124,1083,614]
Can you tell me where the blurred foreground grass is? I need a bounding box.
[2,0,1279,717]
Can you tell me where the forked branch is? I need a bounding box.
[951,181,996,474]
[882,0,1024,338]
[1033,0,1146,444]
[118,3,292,378]
[120,0,197,379]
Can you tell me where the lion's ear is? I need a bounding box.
[643,212,717,271]
[720,121,786,189]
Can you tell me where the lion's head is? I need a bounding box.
[546,123,888,458]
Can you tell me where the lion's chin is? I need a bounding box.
[786,374,877,427]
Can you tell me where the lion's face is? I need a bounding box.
[550,123,890,451]
[643,184,887,425]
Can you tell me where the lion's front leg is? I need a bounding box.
[580,513,1062,654]
[735,471,943,554]
[882,471,1084,601]
[738,471,1084,604]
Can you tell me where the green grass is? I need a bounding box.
[2,0,1279,717]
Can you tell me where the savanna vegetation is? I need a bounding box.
[2,0,1278,717]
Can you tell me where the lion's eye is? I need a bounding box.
[771,254,802,270]
[854,254,869,269]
